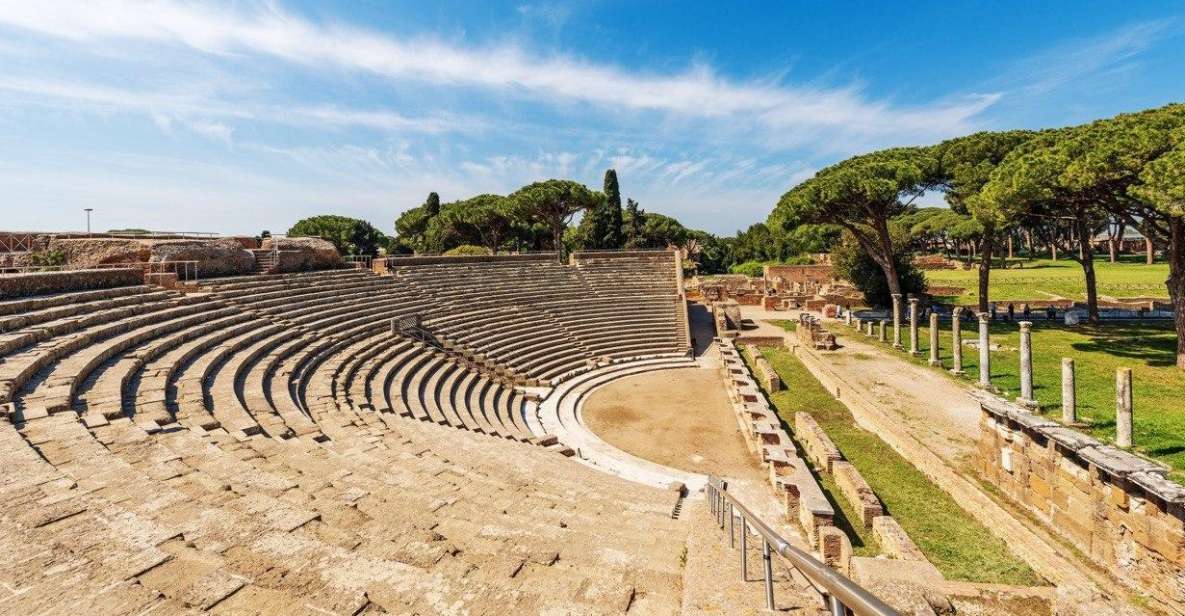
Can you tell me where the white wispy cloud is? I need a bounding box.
[0,76,482,137]
[0,0,998,142]
[1002,19,1178,96]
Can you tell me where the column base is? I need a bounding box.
[892,344,904,350]
[949,368,965,375]
[909,351,920,357]
[928,359,941,367]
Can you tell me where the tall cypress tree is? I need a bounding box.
[424,192,441,217]
[602,169,624,249]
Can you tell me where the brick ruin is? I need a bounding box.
[795,313,838,350]
[693,263,863,313]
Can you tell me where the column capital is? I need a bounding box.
[891,293,903,300]
[1018,320,1033,332]
[908,296,919,305]
[952,306,963,316]
[977,312,991,323]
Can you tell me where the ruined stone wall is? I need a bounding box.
[762,264,836,292]
[976,394,1185,613]
[0,268,142,299]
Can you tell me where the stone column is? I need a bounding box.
[1017,322,1037,409]
[1116,367,1133,448]
[878,320,886,342]
[928,313,940,366]
[950,307,964,375]
[1061,358,1076,423]
[854,317,862,331]
[845,309,853,326]
[977,312,991,389]
[908,297,920,356]
[891,293,903,349]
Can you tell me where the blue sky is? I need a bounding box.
[0,1,1182,236]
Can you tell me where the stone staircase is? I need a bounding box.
[250,248,277,274]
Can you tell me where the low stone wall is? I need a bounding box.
[975,392,1185,613]
[0,268,141,299]
[795,412,842,473]
[747,347,782,391]
[833,461,884,528]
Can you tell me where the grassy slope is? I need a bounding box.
[831,316,1185,482]
[753,342,1040,585]
[925,256,1169,305]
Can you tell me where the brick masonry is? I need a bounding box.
[0,268,142,299]
[975,391,1185,613]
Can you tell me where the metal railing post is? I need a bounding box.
[706,475,898,616]
[740,518,747,581]
[763,539,775,610]
[728,503,735,548]
[829,594,848,616]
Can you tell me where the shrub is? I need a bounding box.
[27,249,66,268]
[728,260,765,277]
[443,244,491,256]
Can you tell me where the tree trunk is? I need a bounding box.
[552,224,565,263]
[1051,242,1057,260]
[1109,239,1118,263]
[1007,234,1014,260]
[1168,218,1185,369]
[1148,238,1155,265]
[1076,218,1100,324]
[978,233,995,314]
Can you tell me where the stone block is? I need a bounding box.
[832,461,883,528]
[794,412,842,473]
[817,526,851,574]
[872,516,927,562]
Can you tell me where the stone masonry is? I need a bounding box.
[974,391,1185,614]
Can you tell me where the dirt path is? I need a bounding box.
[739,305,980,466]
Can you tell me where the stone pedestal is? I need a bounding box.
[908,297,920,356]
[977,312,991,389]
[928,313,940,366]
[950,307,964,375]
[1016,321,1038,410]
[1116,367,1133,448]
[878,320,886,342]
[1061,358,1076,423]
[891,293,903,350]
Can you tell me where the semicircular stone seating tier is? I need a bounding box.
[530,357,706,492]
[0,261,697,613]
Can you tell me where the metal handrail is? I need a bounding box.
[706,476,898,616]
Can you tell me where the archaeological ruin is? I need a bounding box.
[0,232,1178,615]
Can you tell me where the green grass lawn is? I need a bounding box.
[924,256,1169,305]
[823,317,1185,483]
[748,343,1041,586]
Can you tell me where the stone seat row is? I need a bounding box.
[1,380,687,613]
[0,261,700,612]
